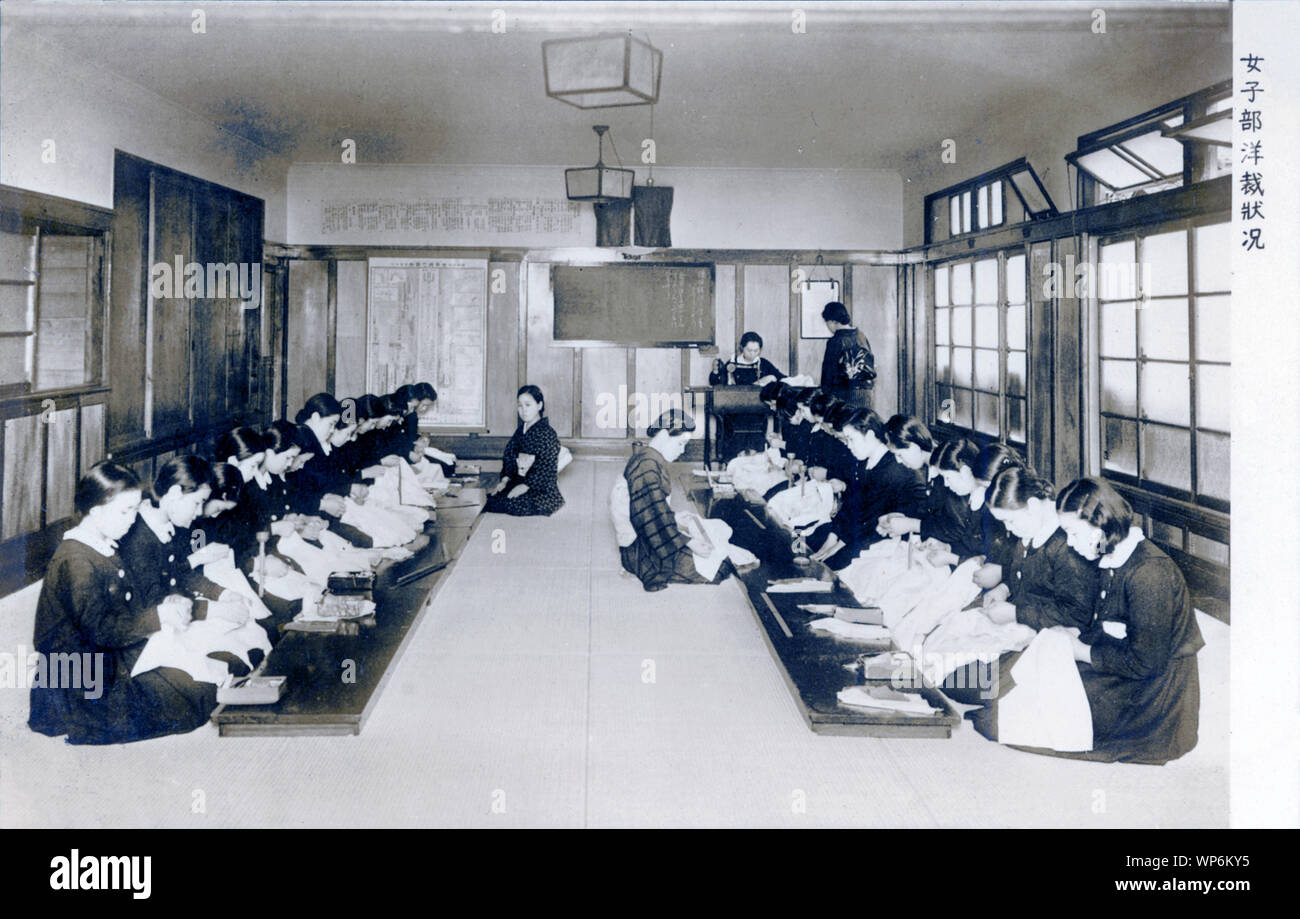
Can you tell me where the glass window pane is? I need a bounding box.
[0,285,33,332]
[1141,362,1190,426]
[950,196,961,238]
[1122,131,1185,177]
[1007,396,1025,443]
[961,190,972,234]
[1006,254,1025,304]
[1101,358,1137,416]
[934,266,950,307]
[974,306,998,348]
[1103,417,1138,476]
[1007,350,1026,397]
[1194,222,1231,292]
[1188,533,1229,565]
[932,196,950,242]
[977,185,990,229]
[1141,229,1188,297]
[952,306,972,346]
[0,232,37,279]
[951,262,972,305]
[952,347,972,387]
[934,307,950,345]
[991,181,1004,225]
[975,392,999,436]
[1142,423,1191,491]
[1100,240,1137,300]
[974,259,997,303]
[935,346,951,384]
[1197,430,1230,501]
[1077,148,1152,189]
[1195,295,1230,362]
[936,383,952,418]
[974,348,999,391]
[1196,363,1230,431]
[952,387,972,428]
[1006,304,1026,351]
[1139,298,1188,360]
[0,336,28,386]
[1100,301,1136,358]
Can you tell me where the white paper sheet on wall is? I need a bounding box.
[367,257,488,429]
[800,279,840,339]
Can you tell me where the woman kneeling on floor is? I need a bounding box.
[611,410,733,592]
[484,384,565,517]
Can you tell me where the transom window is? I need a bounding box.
[932,251,1027,446]
[1097,219,1229,511]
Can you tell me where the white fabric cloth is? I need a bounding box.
[997,628,1094,752]
[915,609,1036,687]
[339,497,421,547]
[836,686,938,716]
[809,618,891,642]
[780,374,816,387]
[131,601,271,686]
[726,450,787,495]
[767,479,836,530]
[677,513,738,581]
[609,477,637,548]
[201,556,273,621]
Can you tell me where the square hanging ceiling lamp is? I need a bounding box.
[543,33,662,108]
[565,125,634,202]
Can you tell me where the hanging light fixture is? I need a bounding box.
[543,33,662,108]
[565,125,634,202]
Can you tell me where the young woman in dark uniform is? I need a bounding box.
[30,462,218,745]
[970,442,1028,588]
[484,385,565,517]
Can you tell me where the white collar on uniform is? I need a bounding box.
[140,503,175,543]
[62,521,117,558]
[968,484,987,512]
[1099,526,1145,569]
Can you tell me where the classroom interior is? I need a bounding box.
[0,1,1237,827]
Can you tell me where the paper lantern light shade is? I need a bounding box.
[565,163,634,201]
[543,34,662,108]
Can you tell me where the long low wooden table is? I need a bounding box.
[688,479,960,737]
[212,484,488,737]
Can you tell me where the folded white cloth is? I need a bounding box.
[767,479,836,530]
[997,628,1094,752]
[780,374,815,387]
[201,557,273,621]
[131,607,271,686]
[809,618,892,642]
[726,451,787,495]
[837,686,938,716]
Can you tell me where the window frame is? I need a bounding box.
[0,188,111,402]
[929,247,1030,449]
[1093,213,1229,514]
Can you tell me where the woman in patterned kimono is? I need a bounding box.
[29,462,217,745]
[484,385,565,517]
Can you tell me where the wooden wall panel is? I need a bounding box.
[525,262,573,438]
[795,264,844,379]
[334,261,368,399]
[3,414,43,540]
[485,261,520,436]
[633,348,681,438]
[150,172,194,439]
[109,155,150,447]
[688,264,735,386]
[741,265,789,377]
[191,194,232,430]
[45,408,78,522]
[581,347,627,438]
[80,402,104,473]
[853,264,899,417]
[286,260,330,415]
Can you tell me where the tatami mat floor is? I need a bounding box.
[0,459,1228,827]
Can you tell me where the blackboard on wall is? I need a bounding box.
[552,263,715,347]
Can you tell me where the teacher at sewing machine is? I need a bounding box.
[709,331,784,387]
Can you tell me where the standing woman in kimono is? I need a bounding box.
[484,385,565,516]
[30,462,217,745]
[1053,477,1204,764]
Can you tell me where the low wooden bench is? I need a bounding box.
[687,478,960,738]
[212,480,488,737]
